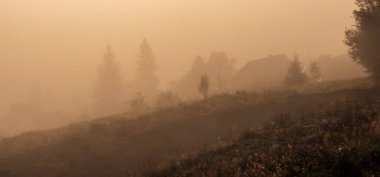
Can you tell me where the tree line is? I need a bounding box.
[93,39,159,116]
[94,0,380,116]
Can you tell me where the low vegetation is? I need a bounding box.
[0,80,378,177]
[149,99,380,177]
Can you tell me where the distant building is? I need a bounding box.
[230,54,290,91]
[230,54,368,92]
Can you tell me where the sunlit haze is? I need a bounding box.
[0,0,357,134]
[2,1,380,176]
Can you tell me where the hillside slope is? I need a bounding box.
[150,99,380,177]
[0,86,379,177]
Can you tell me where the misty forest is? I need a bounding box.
[0,0,380,177]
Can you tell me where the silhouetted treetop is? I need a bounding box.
[135,39,159,96]
[93,45,124,116]
[284,55,309,86]
[345,0,380,78]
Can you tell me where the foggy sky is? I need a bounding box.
[0,0,355,113]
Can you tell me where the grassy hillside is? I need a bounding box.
[149,99,380,177]
[0,80,378,177]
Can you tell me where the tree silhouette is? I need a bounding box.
[135,39,158,96]
[345,0,380,78]
[199,73,210,99]
[172,56,207,98]
[309,62,321,82]
[207,52,235,92]
[284,55,309,86]
[93,46,124,116]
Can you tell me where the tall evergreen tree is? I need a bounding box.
[135,39,158,96]
[93,46,124,116]
[284,55,309,86]
[345,0,380,78]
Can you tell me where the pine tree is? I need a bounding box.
[135,39,158,96]
[284,55,309,86]
[93,46,124,116]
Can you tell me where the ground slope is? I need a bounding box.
[150,99,380,177]
[0,85,378,177]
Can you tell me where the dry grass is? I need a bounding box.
[148,100,380,177]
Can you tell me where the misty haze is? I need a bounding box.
[0,0,379,177]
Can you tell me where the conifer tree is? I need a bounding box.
[93,46,124,116]
[135,39,158,96]
[284,55,309,86]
